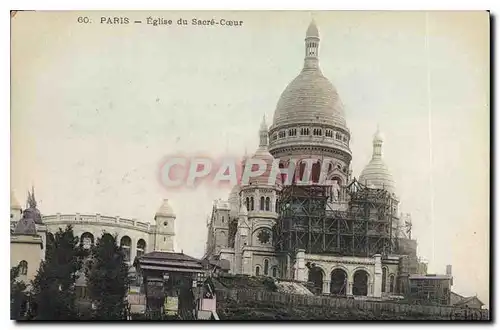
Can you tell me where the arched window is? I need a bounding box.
[297,161,306,183]
[246,197,250,211]
[120,236,132,262]
[136,239,146,258]
[389,274,395,293]
[250,197,254,211]
[311,161,321,183]
[102,233,114,242]
[81,232,94,250]
[272,267,278,278]
[382,268,387,292]
[265,197,270,211]
[260,196,265,211]
[255,266,260,276]
[353,269,369,296]
[264,259,269,276]
[19,260,28,276]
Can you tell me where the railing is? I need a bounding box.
[40,213,153,232]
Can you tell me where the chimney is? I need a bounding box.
[446,265,452,276]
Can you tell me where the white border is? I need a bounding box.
[2,1,496,329]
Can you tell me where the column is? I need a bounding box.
[322,280,331,294]
[295,249,306,281]
[130,237,136,265]
[242,250,253,275]
[373,254,382,298]
[347,280,353,296]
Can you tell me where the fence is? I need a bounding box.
[216,289,489,320]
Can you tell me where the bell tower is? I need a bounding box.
[153,199,176,252]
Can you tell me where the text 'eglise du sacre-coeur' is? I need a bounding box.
[99,17,244,27]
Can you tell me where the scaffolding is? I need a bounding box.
[273,179,399,257]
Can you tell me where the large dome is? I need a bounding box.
[272,20,346,129]
[273,69,346,128]
[359,129,396,194]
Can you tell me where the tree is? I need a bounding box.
[85,233,130,320]
[11,265,27,320]
[30,225,83,320]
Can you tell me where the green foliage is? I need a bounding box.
[30,225,83,320]
[10,265,27,320]
[85,233,130,320]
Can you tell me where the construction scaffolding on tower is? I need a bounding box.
[273,179,400,257]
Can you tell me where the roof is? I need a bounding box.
[139,251,201,262]
[273,69,346,129]
[155,199,175,217]
[271,22,347,131]
[359,128,396,194]
[451,292,485,308]
[409,274,453,280]
[13,217,37,235]
[455,296,484,307]
[136,251,204,272]
[306,20,319,38]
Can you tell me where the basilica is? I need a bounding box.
[203,20,428,299]
[10,20,446,305]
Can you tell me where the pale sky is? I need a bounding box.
[11,11,489,303]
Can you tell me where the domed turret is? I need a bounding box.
[155,199,176,218]
[154,199,176,252]
[246,115,279,186]
[13,212,37,236]
[359,127,396,194]
[306,19,319,38]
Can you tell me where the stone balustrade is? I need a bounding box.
[36,213,154,233]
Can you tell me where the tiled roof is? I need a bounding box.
[141,251,200,262]
[136,251,204,271]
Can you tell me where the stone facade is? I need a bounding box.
[10,190,45,286]
[10,197,177,267]
[11,234,43,285]
[203,21,415,299]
